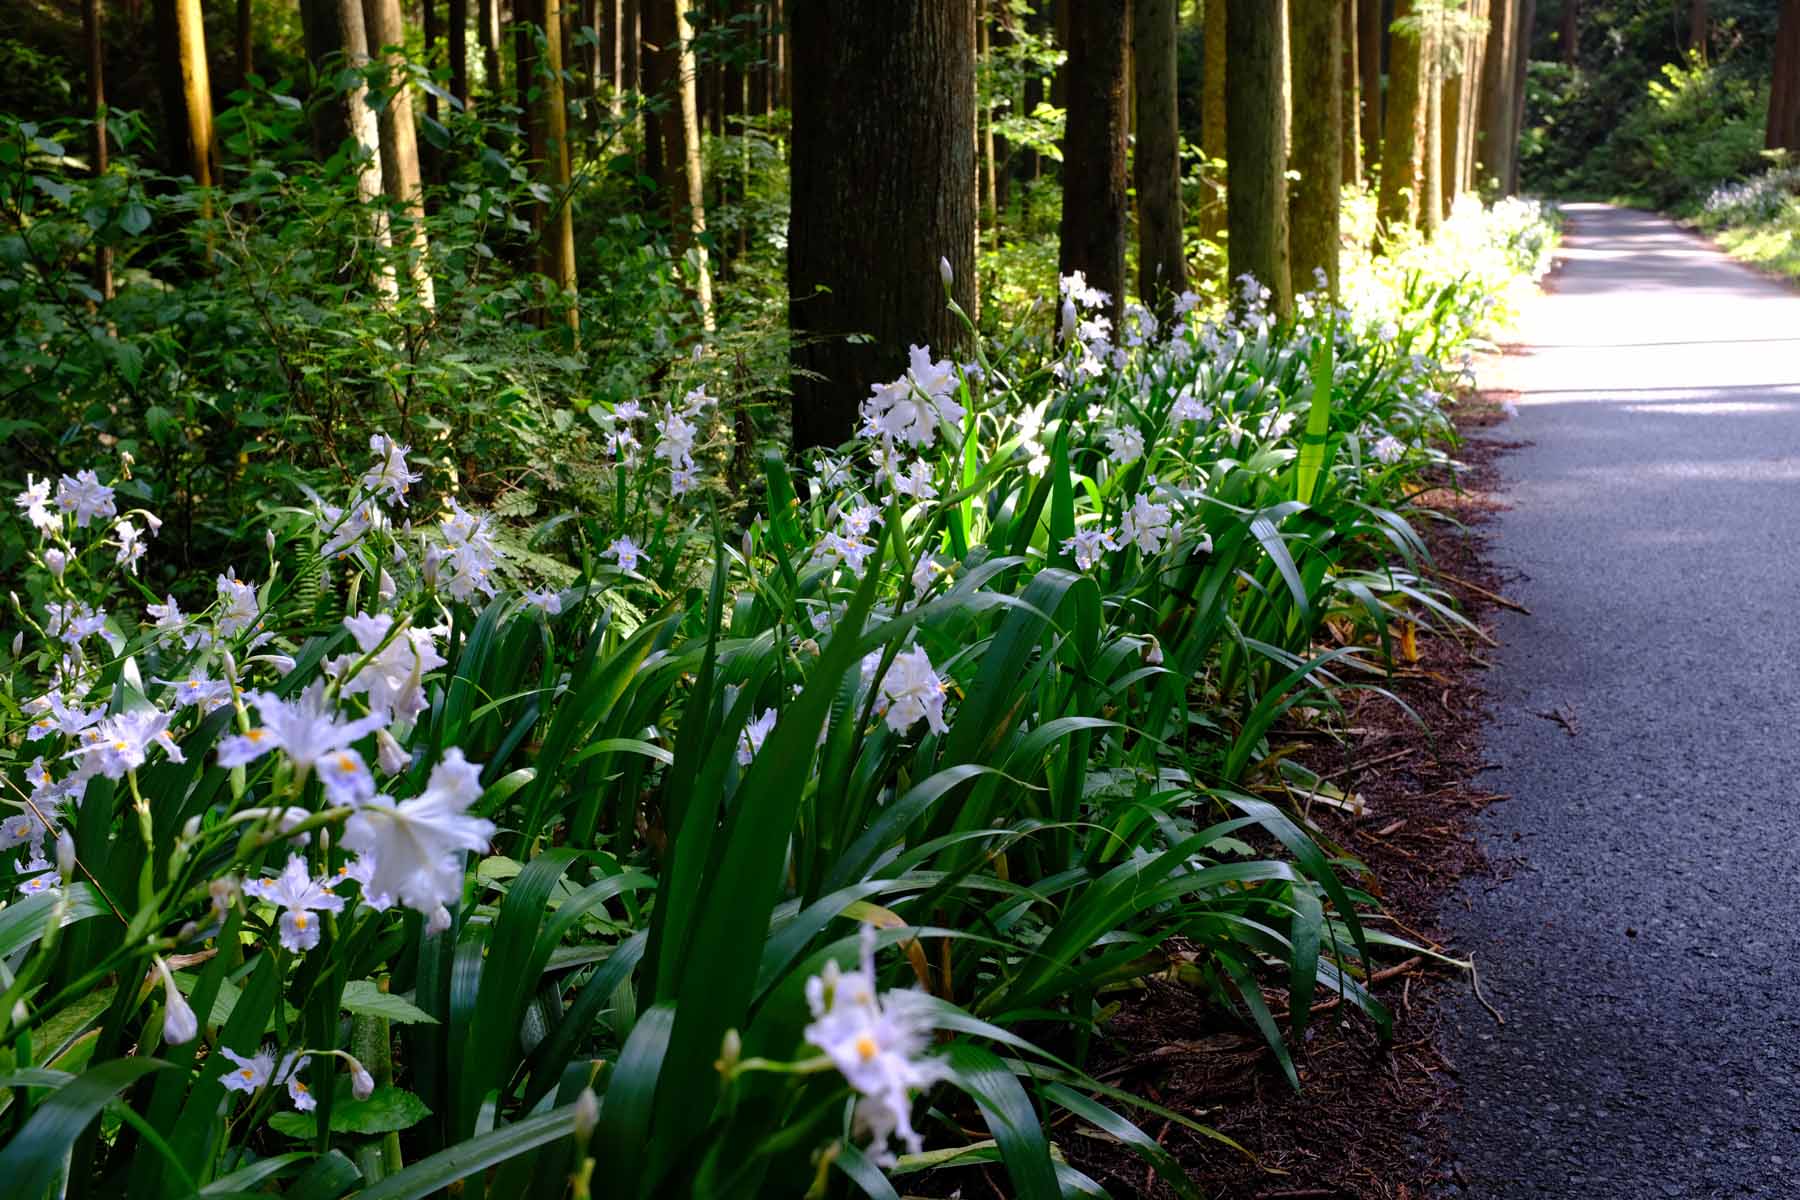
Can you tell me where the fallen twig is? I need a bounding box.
[1469,954,1506,1026]
[1435,569,1532,614]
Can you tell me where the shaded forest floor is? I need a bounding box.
[1059,395,1526,1200]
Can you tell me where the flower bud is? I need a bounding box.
[55,830,75,881]
[573,1087,600,1143]
[939,256,953,290]
[378,569,397,603]
[44,548,66,580]
[157,959,198,1046]
[715,1028,742,1076]
[9,632,21,658]
[426,904,453,936]
[375,728,408,775]
[1060,298,1078,344]
[348,1056,376,1100]
[12,1000,28,1027]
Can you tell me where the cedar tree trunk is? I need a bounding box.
[1059,0,1128,329]
[1227,0,1291,313]
[1134,0,1187,316]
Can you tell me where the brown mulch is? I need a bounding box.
[1054,395,1528,1200]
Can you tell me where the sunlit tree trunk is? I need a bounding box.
[364,0,436,308]
[788,1,977,451]
[1341,0,1361,186]
[981,0,998,250]
[1477,0,1515,190]
[85,0,114,301]
[1423,16,1443,235]
[1290,0,1341,294]
[1770,0,1800,151]
[1199,0,1227,248]
[1507,0,1534,192]
[1227,0,1291,313]
[1358,0,1382,172]
[450,0,470,108]
[1376,0,1423,235]
[479,0,503,103]
[155,0,215,212]
[336,0,399,301]
[674,0,714,328]
[1134,0,1186,315]
[539,0,579,339]
[1060,0,1127,328]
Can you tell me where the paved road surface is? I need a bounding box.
[1439,203,1800,1198]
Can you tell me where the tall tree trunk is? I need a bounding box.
[623,0,640,98]
[1059,0,1128,329]
[1477,0,1515,189]
[749,0,768,114]
[1227,0,1291,313]
[154,0,215,205]
[1290,0,1341,294]
[674,0,715,327]
[337,0,398,300]
[236,0,254,88]
[1199,0,1227,247]
[1376,0,1423,235]
[981,0,997,249]
[1507,0,1535,192]
[85,0,114,301]
[1423,17,1443,234]
[1689,0,1708,59]
[422,0,441,183]
[450,0,470,108]
[480,0,503,101]
[1341,0,1361,186]
[365,0,436,307]
[1357,0,1381,172]
[541,0,579,338]
[1559,0,1577,65]
[609,0,625,111]
[773,0,788,108]
[301,0,350,153]
[1277,0,1291,153]
[1134,0,1186,315]
[789,1,977,451]
[1771,0,1800,151]
[643,0,672,192]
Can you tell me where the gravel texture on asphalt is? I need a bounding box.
[1437,204,1800,1198]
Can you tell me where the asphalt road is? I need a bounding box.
[1438,204,1800,1198]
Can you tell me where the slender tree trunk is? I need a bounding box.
[1341,0,1361,186]
[1507,0,1535,192]
[789,1,977,451]
[1133,0,1186,315]
[1559,0,1577,65]
[609,0,624,111]
[540,0,579,338]
[480,0,503,101]
[301,0,350,152]
[236,0,254,87]
[1771,0,1800,151]
[85,0,114,300]
[449,0,469,109]
[1227,0,1291,313]
[774,0,788,109]
[1277,0,1291,154]
[365,0,436,307]
[1477,0,1515,189]
[1199,0,1227,247]
[1060,0,1128,328]
[1376,0,1423,235]
[981,0,998,249]
[623,0,640,98]
[1424,18,1443,234]
[155,0,215,205]
[643,0,672,191]
[336,0,398,300]
[748,0,768,113]
[1689,0,1708,59]
[422,0,442,183]
[673,0,714,327]
[1290,0,1341,294]
[1357,0,1382,172]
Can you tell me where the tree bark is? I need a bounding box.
[1771,0,1800,151]
[364,0,436,307]
[1341,0,1361,186]
[1134,0,1186,315]
[789,1,977,451]
[1689,0,1708,59]
[422,0,441,183]
[674,0,715,327]
[1423,16,1443,234]
[1477,0,1515,189]
[541,0,579,338]
[1357,0,1382,172]
[337,0,399,300]
[154,0,215,200]
[1290,0,1341,294]
[643,0,673,191]
[236,0,254,88]
[480,0,503,102]
[1199,0,1227,247]
[85,0,114,300]
[1227,0,1291,313]
[451,0,470,108]
[1559,0,1577,66]
[1376,0,1423,235]
[1059,0,1128,328]
[1507,0,1534,192]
